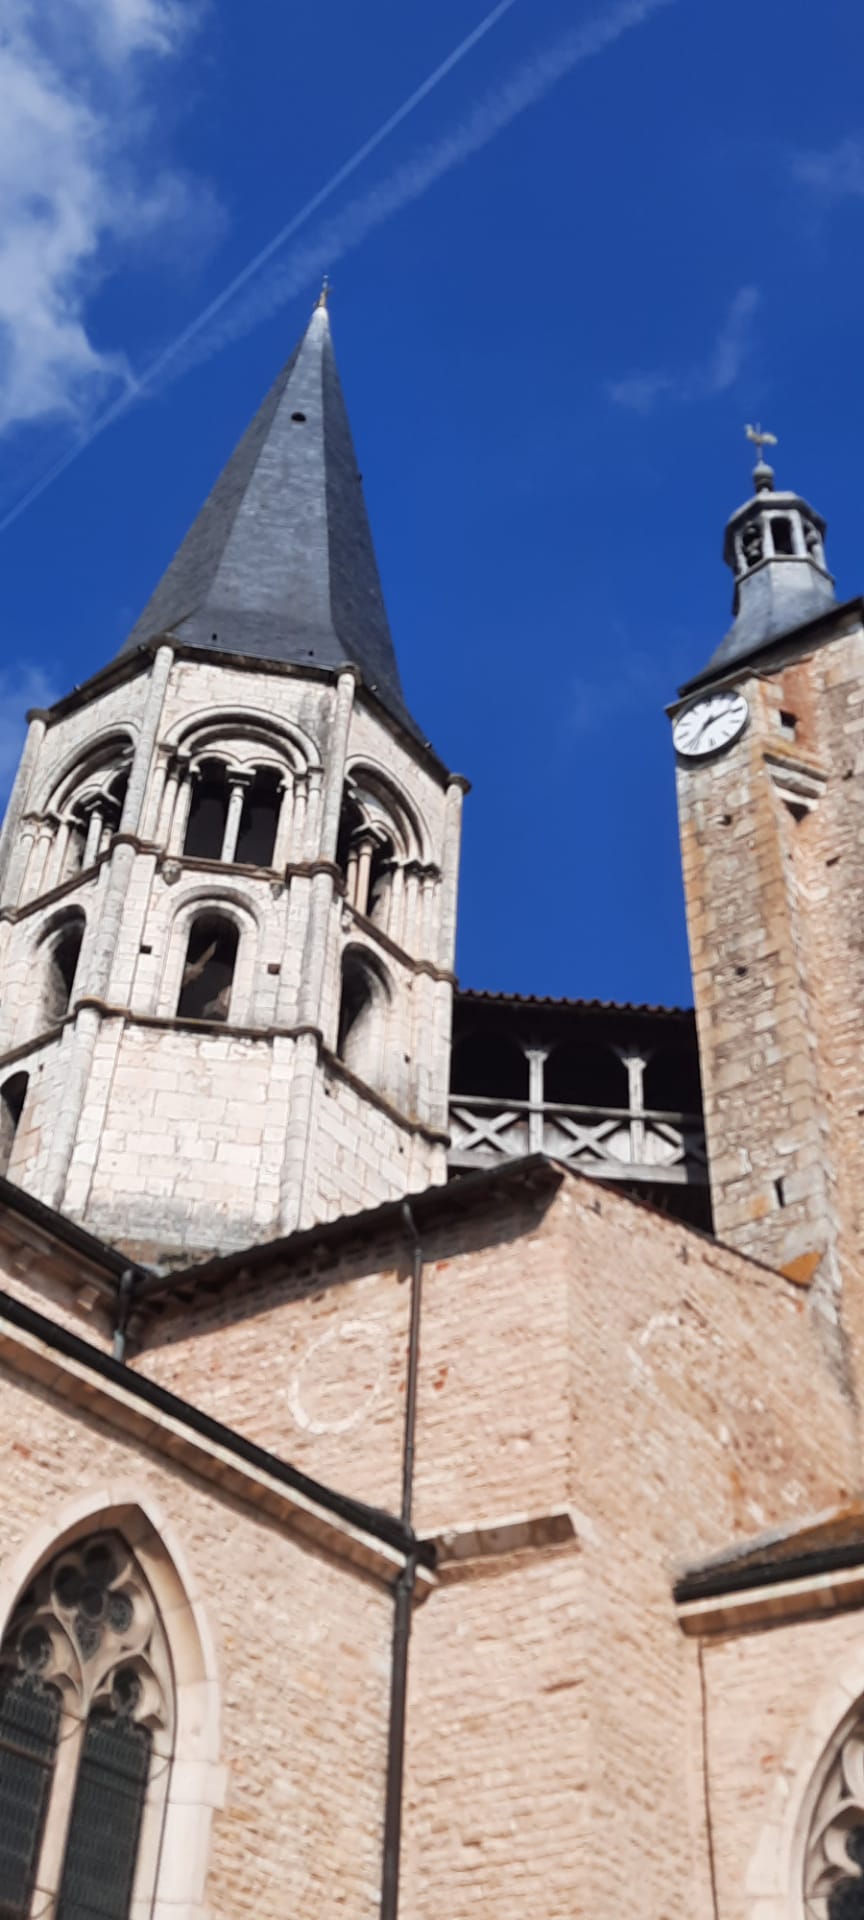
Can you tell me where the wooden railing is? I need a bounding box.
[447,1094,708,1185]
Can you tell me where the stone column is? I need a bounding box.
[621,1051,647,1166]
[25,819,57,901]
[271,777,295,870]
[526,1048,548,1153]
[169,757,195,855]
[437,775,469,972]
[83,806,104,869]
[298,670,356,1028]
[221,773,251,865]
[44,821,72,892]
[354,832,375,917]
[41,647,173,1214]
[0,714,48,900]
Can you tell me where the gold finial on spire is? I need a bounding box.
[316,276,330,311]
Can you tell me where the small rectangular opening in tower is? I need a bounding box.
[778,709,797,738]
[771,517,795,556]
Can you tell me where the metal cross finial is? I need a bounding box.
[316,276,331,311]
[745,422,778,459]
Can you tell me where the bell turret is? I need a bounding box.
[704,430,836,676]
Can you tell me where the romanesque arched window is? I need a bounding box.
[337,770,429,948]
[40,913,85,1028]
[0,1073,28,1179]
[176,912,239,1022]
[337,948,390,1086]
[0,1531,173,1920]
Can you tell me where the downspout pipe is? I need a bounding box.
[112,1268,137,1363]
[381,1200,425,1920]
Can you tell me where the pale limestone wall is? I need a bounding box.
[132,1171,859,1920]
[0,650,460,1254]
[0,1357,394,1920]
[404,1552,589,1920]
[697,1602,864,1920]
[138,1174,856,1546]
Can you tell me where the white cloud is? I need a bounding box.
[791,137,864,203]
[608,286,760,414]
[0,0,213,433]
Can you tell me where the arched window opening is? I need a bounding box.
[42,917,85,1027]
[544,1042,628,1112]
[177,914,239,1023]
[183,762,230,861]
[64,817,87,879]
[450,1034,530,1103]
[337,950,389,1084]
[0,1074,28,1179]
[0,1532,173,1920]
[643,1043,703,1116]
[235,768,281,868]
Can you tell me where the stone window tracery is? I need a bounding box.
[0,1531,173,1920]
[805,1715,864,1920]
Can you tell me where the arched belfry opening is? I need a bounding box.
[176,913,239,1023]
[41,914,85,1028]
[0,1073,28,1179]
[183,762,230,862]
[337,948,390,1087]
[235,768,281,868]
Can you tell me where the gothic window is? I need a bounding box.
[235,768,281,868]
[177,913,239,1022]
[0,1074,28,1179]
[337,949,390,1085]
[41,915,85,1027]
[0,1532,173,1920]
[183,762,230,861]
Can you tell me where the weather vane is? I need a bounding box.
[745,423,778,461]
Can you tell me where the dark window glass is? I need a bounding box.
[56,1705,151,1920]
[0,1669,61,1920]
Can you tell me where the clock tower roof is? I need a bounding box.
[700,450,836,679]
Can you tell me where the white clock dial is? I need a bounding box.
[672,690,749,760]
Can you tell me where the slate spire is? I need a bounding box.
[120,301,416,731]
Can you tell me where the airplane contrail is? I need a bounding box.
[0,0,519,536]
[178,0,678,371]
[0,0,676,536]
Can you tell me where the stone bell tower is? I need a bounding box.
[0,296,465,1260]
[672,435,864,1342]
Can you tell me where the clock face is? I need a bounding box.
[672,690,749,760]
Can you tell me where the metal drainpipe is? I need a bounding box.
[380,1201,424,1920]
[112,1269,136,1363]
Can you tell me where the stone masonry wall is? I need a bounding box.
[676,614,864,1382]
[0,1355,393,1920]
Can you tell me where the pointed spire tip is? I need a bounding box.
[316,275,331,312]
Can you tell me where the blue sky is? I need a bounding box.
[0,0,860,1005]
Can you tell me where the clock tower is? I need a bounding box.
[672,443,864,1365]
